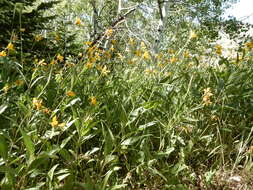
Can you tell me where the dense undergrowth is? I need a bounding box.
[1,29,253,190]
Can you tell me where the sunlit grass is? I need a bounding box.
[1,31,253,189]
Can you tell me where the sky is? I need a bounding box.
[225,0,253,24]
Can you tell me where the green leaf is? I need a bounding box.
[20,129,35,162]
[139,121,158,130]
[0,105,8,114]
[0,135,8,160]
[48,164,59,182]
[28,155,50,171]
[102,170,113,190]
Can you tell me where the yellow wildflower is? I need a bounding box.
[75,18,82,25]
[202,88,213,106]
[0,51,7,57]
[57,54,64,62]
[55,34,61,41]
[128,60,134,65]
[101,65,110,76]
[245,42,253,49]
[15,80,24,86]
[111,39,116,45]
[183,51,190,58]
[78,53,83,58]
[134,50,142,57]
[32,98,43,110]
[66,91,76,97]
[140,41,146,49]
[90,96,97,106]
[50,60,56,65]
[129,38,136,46]
[20,28,25,32]
[170,57,178,63]
[105,28,113,36]
[50,116,59,127]
[189,30,197,39]
[42,108,51,115]
[86,62,93,69]
[94,52,101,61]
[110,47,115,52]
[117,53,124,61]
[35,35,43,42]
[7,43,14,51]
[211,115,219,121]
[85,41,92,46]
[143,51,151,60]
[50,116,65,128]
[2,84,10,93]
[168,49,175,54]
[215,45,222,56]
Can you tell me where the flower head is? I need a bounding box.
[101,65,110,76]
[50,116,59,127]
[15,80,24,86]
[215,45,222,56]
[42,108,51,115]
[245,42,253,49]
[2,84,10,93]
[0,51,7,57]
[189,30,197,39]
[143,51,151,60]
[32,98,43,110]
[57,54,64,62]
[85,41,92,46]
[75,18,82,25]
[35,35,43,42]
[86,62,93,69]
[66,91,76,97]
[90,96,97,106]
[105,28,113,36]
[7,43,14,51]
[55,34,61,41]
[170,57,178,64]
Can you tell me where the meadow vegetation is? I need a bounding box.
[1,0,253,189]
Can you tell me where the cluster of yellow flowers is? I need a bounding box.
[215,44,222,56]
[35,53,64,66]
[1,79,24,93]
[0,42,15,57]
[202,88,213,106]
[50,116,65,128]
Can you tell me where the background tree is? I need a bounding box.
[0,0,59,59]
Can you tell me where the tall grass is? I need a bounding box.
[1,37,253,189]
